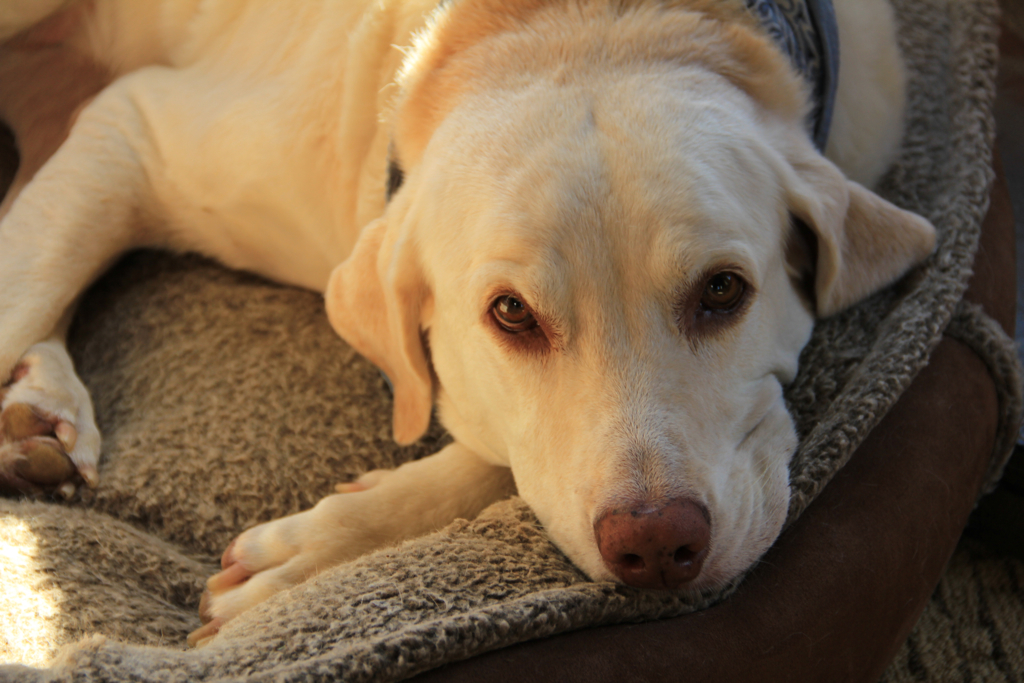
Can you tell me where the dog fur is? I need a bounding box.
[0,0,935,645]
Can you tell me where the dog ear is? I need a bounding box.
[780,133,936,317]
[325,217,433,445]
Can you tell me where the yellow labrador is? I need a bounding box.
[0,0,934,645]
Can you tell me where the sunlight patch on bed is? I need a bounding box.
[0,516,64,667]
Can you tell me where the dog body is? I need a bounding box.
[0,0,934,643]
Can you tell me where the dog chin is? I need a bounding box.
[700,498,789,592]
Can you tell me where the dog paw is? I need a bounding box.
[0,341,100,497]
[188,473,394,647]
[187,510,323,647]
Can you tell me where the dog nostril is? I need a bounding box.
[671,544,704,565]
[673,546,698,564]
[622,553,645,570]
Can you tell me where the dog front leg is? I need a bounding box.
[189,442,517,646]
[0,77,160,494]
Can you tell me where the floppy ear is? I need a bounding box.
[325,217,433,444]
[781,134,937,317]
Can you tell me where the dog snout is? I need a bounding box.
[594,497,711,589]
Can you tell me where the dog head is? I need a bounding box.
[326,0,935,591]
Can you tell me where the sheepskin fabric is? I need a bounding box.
[0,0,1021,680]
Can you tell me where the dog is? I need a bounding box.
[0,0,935,646]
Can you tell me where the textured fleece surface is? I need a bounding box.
[0,0,1021,680]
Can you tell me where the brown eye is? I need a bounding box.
[700,272,745,311]
[493,295,536,332]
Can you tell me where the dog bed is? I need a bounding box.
[0,0,1020,679]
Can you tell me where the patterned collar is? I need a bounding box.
[744,0,840,150]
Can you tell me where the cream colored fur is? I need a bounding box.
[0,0,934,645]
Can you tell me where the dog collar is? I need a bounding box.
[745,0,839,150]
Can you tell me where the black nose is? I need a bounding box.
[594,497,711,589]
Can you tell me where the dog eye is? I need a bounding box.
[492,295,537,332]
[700,272,745,311]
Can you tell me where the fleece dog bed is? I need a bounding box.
[0,0,1020,679]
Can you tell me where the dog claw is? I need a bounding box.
[78,463,98,488]
[186,617,223,648]
[207,561,251,592]
[220,538,237,569]
[55,421,77,452]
